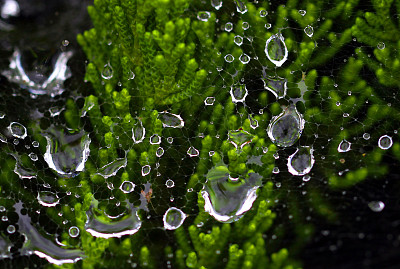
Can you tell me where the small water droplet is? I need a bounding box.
[211,0,223,10]
[242,21,249,30]
[0,133,7,143]
[0,206,5,212]
[37,191,60,207]
[239,53,250,64]
[265,23,272,29]
[368,201,385,212]
[304,25,314,37]
[163,207,186,230]
[377,42,385,50]
[228,129,254,150]
[260,10,268,17]
[249,115,259,129]
[32,141,39,147]
[101,62,113,79]
[62,40,69,46]
[338,139,351,152]
[378,135,392,150]
[197,11,210,21]
[287,146,315,176]
[265,34,288,67]
[225,22,233,32]
[165,179,175,188]
[120,181,135,193]
[187,146,199,157]
[132,119,146,144]
[7,225,15,234]
[150,134,161,144]
[155,147,165,157]
[1,216,8,221]
[141,165,151,176]
[303,175,311,182]
[69,226,80,237]
[298,10,306,16]
[204,97,215,106]
[8,122,27,139]
[234,0,247,14]
[0,111,5,119]
[267,104,305,147]
[272,167,280,174]
[230,83,248,103]
[234,35,243,46]
[363,133,370,140]
[167,137,173,144]
[224,54,234,63]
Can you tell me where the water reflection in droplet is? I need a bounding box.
[265,34,288,67]
[287,146,315,176]
[163,207,186,230]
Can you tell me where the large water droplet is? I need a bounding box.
[159,111,184,128]
[96,158,127,178]
[230,83,248,103]
[11,154,36,179]
[287,146,315,176]
[211,0,222,10]
[132,119,145,144]
[201,164,262,223]
[298,10,306,16]
[8,122,27,139]
[378,135,392,150]
[37,191,60,207]
[163,207,186,230]
[101,62,113,80]
[141,165,151,176]
[197,11,211,21]
[262,75,287,99]
[156,147,164,157]
[43,129,91,178]
[368,201,385,212]
[304,25,314,37]
[120,181,135,193]
[337,139,351,152]
[228,129,254,150]
[265,34,288,67]
[85,201,141,238]
[234,0,247,14]
[267,104,305,147]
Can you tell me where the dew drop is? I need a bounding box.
[159,112,184,128]
[141,165,151,176]
[225,22,233,32]
[242,21,249,30]
[150,134,161,144]
[265,23,272,29]
[96,158,127,179]
[163,207,186,230]
[32,141,39,147]
[8,122,27,139]
[265,34,288,67]
[120,181,135,193]
[230,83,248,103]
[368,201,385,212]
[234,35,243,46]
[378,135,392,150]
[7,225,15,234]
[0,133,6,143]
[165,179,175,188]
[132,119,145,144]
[228,129,254,150]
[156,147,165,157]
[187,146,199,157]
[204,97,215,106]
[303,175,311,182]
[267,104,305,147]
[68,226,80,238]
[262,75,287,99]
[0,111,5,119]
[197,11,210,21]
[37,191,60,207]
[224,54,234,63]
[167,137,173,144]
[211,0,223,10]
[298,10,306,16]
[260,10,268,17]
[249,115,259,129]
[101,62,113,80]
[377,41,385,50]
[304,25,314,37]
[338,139,351,152]
[234,0,247,14]
[287,146,315,176]
[29,153,38,161]
[239,53,250,64]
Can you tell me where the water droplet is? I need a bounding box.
[156,147,165,157]
[224,54,234,63]
[8,122,27,139]
[378,135,392,150]
[260,10,268,17]
[150,134,161,144]
[303,175,311,182]
[262,75,287,99]
[368,201,385,212]
[298,10,306,16]
[234,35,243,46]
[239,53,250,64]
[225,22,233,32]
[265,23,272,29]
[85,201,142,238]
[377,42,385,50]
[132,119,145,144]
[165,179,175,188]
[201,164,261,223]
[12,154,36,179]
[242,21,249,30]
[287,146,315,176]
[96,158,127,178]
[228,129,254,150]
[159,112,184,128]
[338,139,351,152]
[49,106,64,117]
[101,62,113,80]
[0,206,5,212]
[209,151,215,156]
[211,0,223,10]
[234,0,247,14]
[265,34,288,67]
[141,165,151,176]
[0,133,7,143]
[32,141,39,147]
[68,226,80,238]
[230,83,248,103]
[249,115,259,129]
[163,207,186,230]
[2,216,8,221]
[197,11,210,21]
[363,133,370,140]
[272,167,280,174]
[7,225,15,234]
[44,129,91,178]
[167,137,173,144]
[304,25,314,37]
[0,111,5,119]
[37,191,60,207]
[1,0,19,19]
[267,104,305,147]
[120,181,135,193]
[62,39,69,46]
[187,146,199,157]
[204,97,215,105]
[29,153,38,161]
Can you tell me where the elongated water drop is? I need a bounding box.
[265,34,288,67]
[262,75,287,99]
[304,25,314,37]
[132,119,145,144]
[37,191,60,207]
[234,0,247,14]
[230,83,248,103]
[201,164,261,223]
[119,181,135,193]
[8,122,27,139]
[141,165,151,176]
[163,207,186,230]
[211,0,222,10]
[337,139,351,152]
[101,62,113,80]
[96,158,127,178]
[159,112,184,128]
[197,11,210,21]
[267,104,305,147]
[287,146,315,176]
[378,135,392,150]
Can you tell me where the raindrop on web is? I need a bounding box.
[225,22,233,32]
[165,179,175,188]
[163,207,186,230]
[37,191,60,207]
[262,75,287,99]
[132,119,145,144]
[298,10,306,16]
[204,97,215,106]
[68,226,80,238]
[363,133,370,140]
[141,165,151,176]
[230,83,248,103]
[159,111,184,128]
[0,111,5,119]
[120,181,135,193]
[267,104,305,147]
[337,139,351,152]
[368,201,385,212]
[304,25,314,37]
[96,158,127,179]
[224,54,234,63]
[378,135,392,150]
[156,147,164,157]
[265,23,272,29]
[101,62,113,80]
[287,146,315,176]
[377,42,385,50]
[8,122,27,139]
[187,146,199,157]
[234,0,247,14]
[211,0,223,10]
[234,35,243,46]
[265,34,288,67]
[259,10,268,17]
[7,225,15,234]
[242,21,249,30]
[197,11,210,21]
[150,134,161,144]
[239,53,250,64]
[249,115,259,129]
[0,133,6,143]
